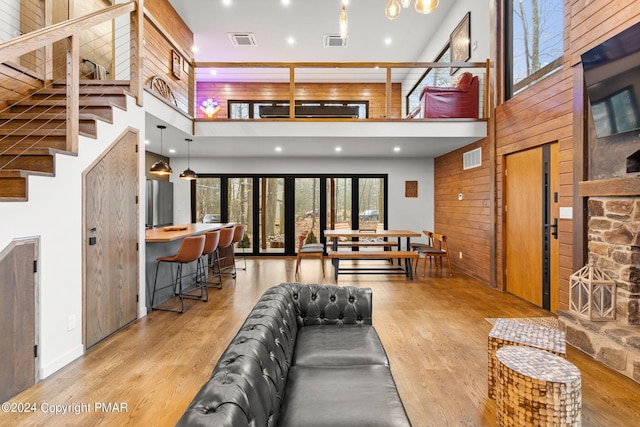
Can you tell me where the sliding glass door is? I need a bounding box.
[193,174,387,255]
[259,177,285,254]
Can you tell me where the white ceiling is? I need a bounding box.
[168,0,456,64]
[151,1,477,160]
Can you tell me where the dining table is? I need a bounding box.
[324,229,422,279]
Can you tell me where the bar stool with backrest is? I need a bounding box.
[200,230,222,288]
[231,224,247,271]
[215,226,237,278]
[151,235,207,313]
[295,230,325,277]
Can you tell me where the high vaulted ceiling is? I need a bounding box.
[168,0,457,82]
[150,1,482,160]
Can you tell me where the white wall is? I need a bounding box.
[0,96,146,379]
[402,0,492,98]
[169,156,435,248]
[0,0,20,42]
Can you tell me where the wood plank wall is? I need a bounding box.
[196,82,403,119]
[434,138,491,283]
[434,0,640,312]
[143,0,193,114]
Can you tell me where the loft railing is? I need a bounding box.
[0,1,141,168]
[193,61,490,121]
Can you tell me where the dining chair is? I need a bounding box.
[415,232,452,276]
[295,231,325,277]
[411,230,434,272]
[200,230,222,288]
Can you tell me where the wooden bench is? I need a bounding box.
[326,249,419,279]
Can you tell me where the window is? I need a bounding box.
[406,47,451,114]
[228,100,369,119]
[506,0,564,99]
[194,174,387,255]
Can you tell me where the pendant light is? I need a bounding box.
[179,138,197,180]
[415,0,439,14]
[150,125,173,175]
[339,5,348,39]
[385,0,401,19]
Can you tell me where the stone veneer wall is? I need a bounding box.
[587,197,640,325]
[559,196,640,384]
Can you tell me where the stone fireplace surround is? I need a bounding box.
[559,178,640,383]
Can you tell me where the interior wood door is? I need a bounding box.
[505,144,559,311]
[0,239,37,402]
[84,131,138,349]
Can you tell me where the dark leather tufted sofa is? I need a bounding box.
[176,282,412,427]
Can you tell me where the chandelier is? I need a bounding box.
[386,0,439,19]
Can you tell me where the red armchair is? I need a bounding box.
[420,72,479,118]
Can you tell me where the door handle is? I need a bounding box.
[544,218,558,239]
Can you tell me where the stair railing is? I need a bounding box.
[0,1,141,170]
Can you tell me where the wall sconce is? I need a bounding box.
[200,98,220,118]
[150,125,172,175]
[569,264,616,321]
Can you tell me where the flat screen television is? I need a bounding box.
[581,21,640,138]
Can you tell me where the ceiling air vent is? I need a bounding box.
[228,33,258,47]
[463,147,482,170]
[323,34,347,48]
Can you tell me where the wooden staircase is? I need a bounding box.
[0,80,129,201]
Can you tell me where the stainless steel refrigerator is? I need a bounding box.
[146,180,173,228]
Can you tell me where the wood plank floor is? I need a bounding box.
[2,258,639,426]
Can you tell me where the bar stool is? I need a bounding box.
[215,226,236,278]
[151,235,207,313]
[232,224,247,271]
[200,230,222,289]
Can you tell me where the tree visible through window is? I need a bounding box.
[507,0,563,98]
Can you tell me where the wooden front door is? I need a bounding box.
[0,239,38,402]
[84,131,138,349]
[505,143,559,312]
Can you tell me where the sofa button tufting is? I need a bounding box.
[311,294,317,300]
[293,293,298,299]
[320,314,325,319]
[330,295,336,302]
[349,296,355,303]
[357,316,362,321]
[339,314,344,319]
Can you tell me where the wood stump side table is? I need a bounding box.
[488,319,566,399]
[495,346,581,427]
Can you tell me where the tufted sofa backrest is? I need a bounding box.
[176,283,372,427]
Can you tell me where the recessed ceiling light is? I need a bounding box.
[144,140,150,145]
[384,37,392,45]
[282,0,290,5]
[393,146,401,152]
[335,146,342,152]
[287,37,295,45]
[210,69,217,75]
[169,149,176,154]
[275,146,283,152]
[191,46,199,53]
[222,0,232,6]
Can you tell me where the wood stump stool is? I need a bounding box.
[488,319,566,399]
[495,346,581,426]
